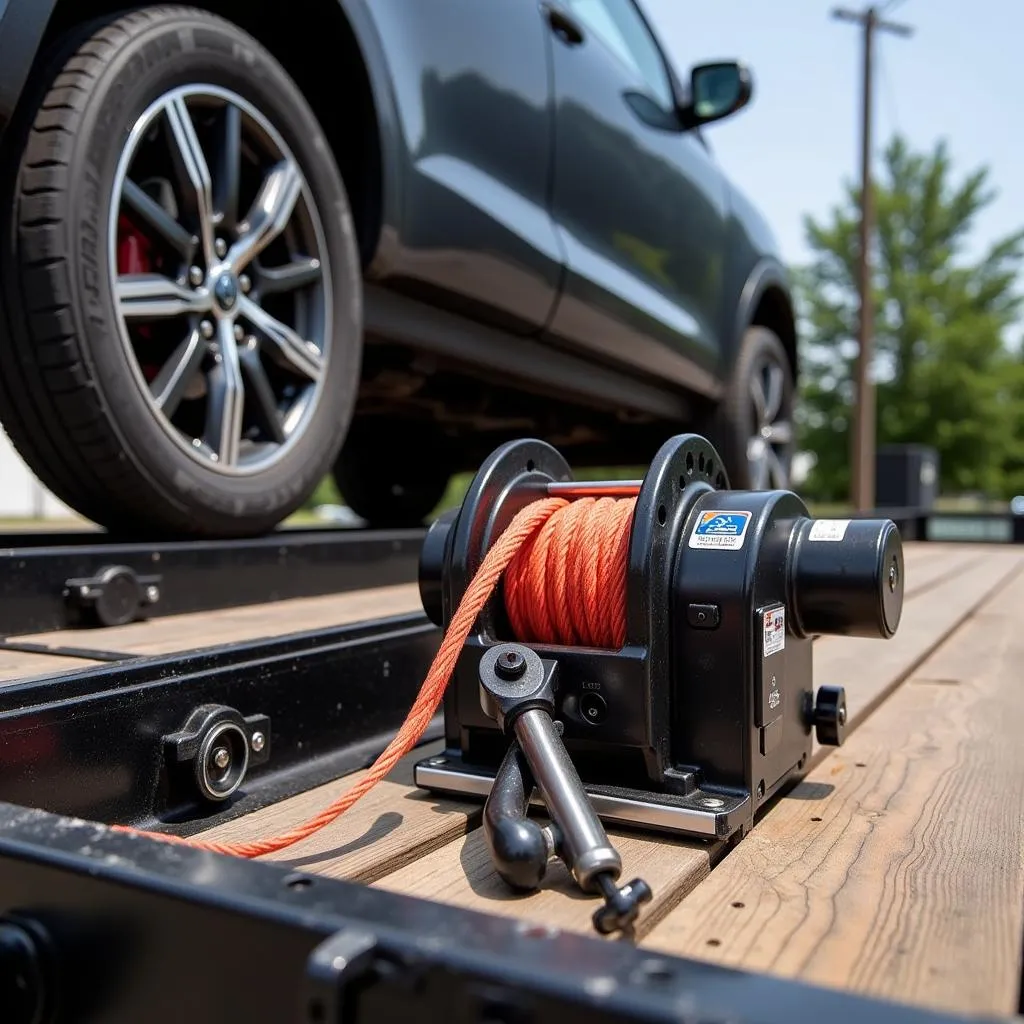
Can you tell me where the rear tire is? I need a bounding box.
[712,326,795,491]
[0,7,362,537]
[333,418,455,528]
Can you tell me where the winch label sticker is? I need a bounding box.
[763,607,786,657]
[689,510,752,550]
[808,518,851,542]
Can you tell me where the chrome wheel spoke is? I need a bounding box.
[150,329,206,417]
[257,258,322,295]
[227,160,303,271]
[117,274,211,318]
[240,347,286,444]
[747,437,768,490]
[761,363,785,423]
[750,372,768,425]
[239,296,323,382]
[122,180,195,258]
[765,446,786,490]
[204,319,245,466]
[214,103,242,232]
[165,95,216,269]
[762,419,793,445]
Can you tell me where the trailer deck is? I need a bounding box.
[0,537,1021,1021]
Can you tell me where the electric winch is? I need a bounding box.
[414,432,904,935]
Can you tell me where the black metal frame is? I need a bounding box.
[0,610,442,832]
[0,525,425,637]
[0,801,992,1024]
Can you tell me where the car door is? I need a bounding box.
[541,0,731,393]
[367,0,565,335]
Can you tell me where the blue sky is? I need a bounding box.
[641,0,1024,272]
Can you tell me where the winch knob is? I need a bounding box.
[812,684,847,747]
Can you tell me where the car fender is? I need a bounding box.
[0,0,59,140]
[333,0,404,273]
[732,255,798,378]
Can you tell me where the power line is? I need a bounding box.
[831,6,914,512]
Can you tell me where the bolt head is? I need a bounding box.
[214,237,227,258]
[495,649,527,680]
[251,731,266,753]
[188,265,204,286]
[239,273,251,293]
[199,320,214,340]
[145,585,160,603]
[212,747,230,770]
[234,323,244,341]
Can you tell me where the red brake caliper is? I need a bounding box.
[117,215,159,381]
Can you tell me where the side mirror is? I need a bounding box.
[680,61,753,129]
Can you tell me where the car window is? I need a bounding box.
[564,0,676,111]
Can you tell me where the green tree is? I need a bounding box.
[795,135,1024,501]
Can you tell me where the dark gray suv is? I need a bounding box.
[0,0,797,536]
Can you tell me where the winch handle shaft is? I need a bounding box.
[478,644,652,935]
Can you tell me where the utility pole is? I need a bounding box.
[832,6,913,511]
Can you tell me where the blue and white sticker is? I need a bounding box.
[688,510,752,551]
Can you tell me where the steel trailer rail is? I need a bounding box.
[0,525,426,637]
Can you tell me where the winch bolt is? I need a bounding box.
[495,650,527,680]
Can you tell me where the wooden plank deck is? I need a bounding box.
[4,540,1022,1018]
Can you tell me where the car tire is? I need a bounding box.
[713,326,795,491]
[333,418,455,528]
[0,7,362,538]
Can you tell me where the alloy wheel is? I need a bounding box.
[108,85,332,475]
[745,353,793,490]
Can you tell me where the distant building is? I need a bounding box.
[0,428,77,520]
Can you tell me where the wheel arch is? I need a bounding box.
[1,0,400,271]
[733,258,799,386]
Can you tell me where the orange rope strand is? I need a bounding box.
[110,495,635,859]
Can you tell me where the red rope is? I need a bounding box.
[111,495,634,857]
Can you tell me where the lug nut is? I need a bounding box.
[234,323,244,341]
[199,320,214,340]
[239,274,251,293]
[188,265,204,286]
[215,238,227,258]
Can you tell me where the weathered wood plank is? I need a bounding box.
[195,740,483,884]
[0,647,99,683]
[0,583,423,683]
[640,562,1024,1018]
[365,549,1022,939]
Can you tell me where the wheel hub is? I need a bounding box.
[213,272,239,312]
